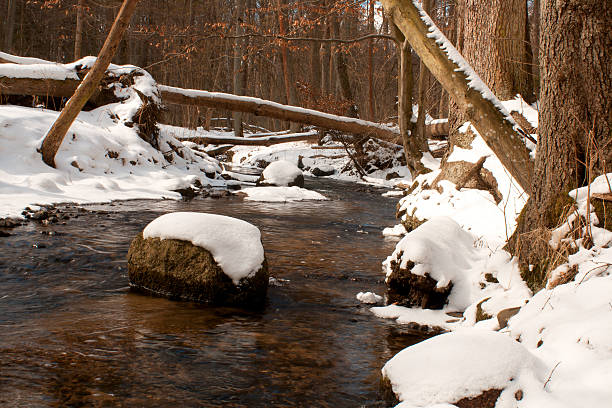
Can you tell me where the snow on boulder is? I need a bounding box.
[258,160,304,187]
[127,212,268,307]
[382,217,480,310]
[382,330,545,408]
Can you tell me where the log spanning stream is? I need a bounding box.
[0,178,427,407]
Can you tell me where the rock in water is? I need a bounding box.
[385,258,453,309]
[382,217,478,310]
[311,164,335,177]
[257,160,304,187]
[127,212,268,307]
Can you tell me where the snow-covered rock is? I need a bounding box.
[356,291,383,304]
[382,330,545,408]
[383,217,479,309]
[258,160,304,187]
[311,164,336,177]
[238,186,327,202]
[128,212,268,307]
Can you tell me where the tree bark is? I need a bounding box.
[513,0,611,264]
[40,0,139,168]
[382,0,534,192]
[530,0,541,96]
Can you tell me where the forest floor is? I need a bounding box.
[0,99,611,408]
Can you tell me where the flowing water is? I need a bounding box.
[0,178,427,407]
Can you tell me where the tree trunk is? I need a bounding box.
[367,0,376,120]
[276,0,300,132]
[512,0,612,280]
[389,22,425,175]
[331,16,358,118]
[448,0,534,155]
[415,0,432,145]
[40,0,139,168]
[4,0,17,53]
[74,0,86,60]
[382,0,534,191]
[232,1,245,137]
[530,0,541,96]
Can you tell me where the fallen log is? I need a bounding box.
[382,0,534,192]
[180,131,318,146]
[159,85,401,142]
[0,73,446,142]
[0,76,109,106]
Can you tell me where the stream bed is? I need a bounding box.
[0,178,427,407]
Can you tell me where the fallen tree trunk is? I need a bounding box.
[382,0,534,192]
[0,76,109,106]
[181,131,318,146]
[0,75,447,141]
[159,85,400,142]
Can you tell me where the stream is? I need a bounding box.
[0,178,427,407]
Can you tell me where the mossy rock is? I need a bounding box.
[127,233,268,307]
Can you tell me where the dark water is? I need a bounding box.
[0,178,427,407]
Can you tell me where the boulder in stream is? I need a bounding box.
[381,330,545,407]
[382,217,479,310]
[257,160,304,187]
[127,212,268,307]
[311,164,336,177]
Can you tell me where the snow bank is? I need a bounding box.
[0,105,222,218]
[371,305,454,331]
[392,122,529,248]
[261,160,303,186]
[507,247,612,408]
[143,212,264,284]
[239,186,327,202]
[383,330,545,408]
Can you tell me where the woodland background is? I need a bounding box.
[0,0,540,131]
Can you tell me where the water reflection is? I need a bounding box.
[0,178,425,407]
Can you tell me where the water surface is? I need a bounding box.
[1,178,427,407]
